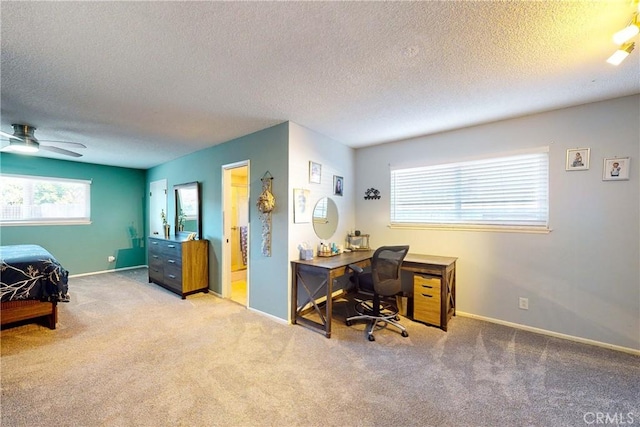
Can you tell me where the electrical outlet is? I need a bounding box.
[519,297,529,310]
[108,256,116,263]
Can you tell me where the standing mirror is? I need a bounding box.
[313,197,339,240]
[174,181,201,239]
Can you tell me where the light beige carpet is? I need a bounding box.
[1,268,638,426]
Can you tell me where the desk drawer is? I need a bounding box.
[413,274,441,326]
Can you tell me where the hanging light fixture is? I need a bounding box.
[613,14,640,45]
[607,5,640,65]
[607,42,636,66]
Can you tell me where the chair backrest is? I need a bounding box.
[371,245,410,297]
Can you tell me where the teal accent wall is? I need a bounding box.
[147,122,290,320]
[0,153,146,275]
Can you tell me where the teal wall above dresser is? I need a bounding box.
[147,122,290,320]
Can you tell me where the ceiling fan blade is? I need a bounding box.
[40,145,83,157]
[37,140,86,148]
[0,130,23,141]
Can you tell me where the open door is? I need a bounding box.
[222,161,249,307]
[149,179,167,238]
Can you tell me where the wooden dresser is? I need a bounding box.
[401,254,457,331]
[148,236,209,299]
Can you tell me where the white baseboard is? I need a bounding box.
[69,265,148,278]
[456,311,640,356]
[247,306,289,325]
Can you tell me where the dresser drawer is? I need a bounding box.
[148,251,163,265]
[148,238,163,253]
[163,264,183,291]
[148,261,163,283]
[163,253,182,269]
[159,240,181,252]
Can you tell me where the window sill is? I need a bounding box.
[1,220,92,227]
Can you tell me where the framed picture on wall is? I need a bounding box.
[309,161,321,184]
[333,175,344,196]
[602,157,630,181]
[293,188,311,223]
[566,148,590,171]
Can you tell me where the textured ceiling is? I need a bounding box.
[1,1,638,169]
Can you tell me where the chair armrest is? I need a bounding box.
[347,264,364,274]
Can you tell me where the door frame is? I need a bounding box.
[221,160,250,303]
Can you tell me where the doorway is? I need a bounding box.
[149,179,167,237]
[222,162,249,307]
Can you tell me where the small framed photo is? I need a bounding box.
[602,157,630,181]
[309,161,321,184]
[333,175,344,196]
[293,188,311,223]
[566,148,590,171]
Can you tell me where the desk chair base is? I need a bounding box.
[346,299,409,341]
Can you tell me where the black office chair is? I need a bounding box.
[345,245,410,341]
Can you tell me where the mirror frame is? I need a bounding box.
[174,181,202,239]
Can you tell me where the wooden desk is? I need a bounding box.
[291,251,457,337]
[291,250,373,338]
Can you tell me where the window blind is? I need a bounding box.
[390,151,549,228]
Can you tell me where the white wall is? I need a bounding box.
[288,122,356,318]
[354,95,640,351]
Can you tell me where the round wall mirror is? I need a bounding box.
[313,197,339,240]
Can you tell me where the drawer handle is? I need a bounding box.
[168,274,176,279]
[167,244,176,248]
[152,255,159,259]
[421,285,433,289]
[168,259,176,264]
[421,294,433,298]
[151,241,158,245]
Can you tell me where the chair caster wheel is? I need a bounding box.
[401,331,409,337]
[368,334,375,342]
[346,320,352,326]
[394,315,400,321]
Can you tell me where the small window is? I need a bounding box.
[390,150,549,230]
[0,174,91,225]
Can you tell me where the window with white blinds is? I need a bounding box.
[390,151,549,229]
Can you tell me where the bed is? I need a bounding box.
[1,245,70,329]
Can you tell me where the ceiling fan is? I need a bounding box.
[0,124,85,157]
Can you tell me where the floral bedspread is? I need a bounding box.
[0,245,70,303]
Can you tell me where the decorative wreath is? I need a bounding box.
[257,188,276,213]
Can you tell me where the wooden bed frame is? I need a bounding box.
[1,300,57,330]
